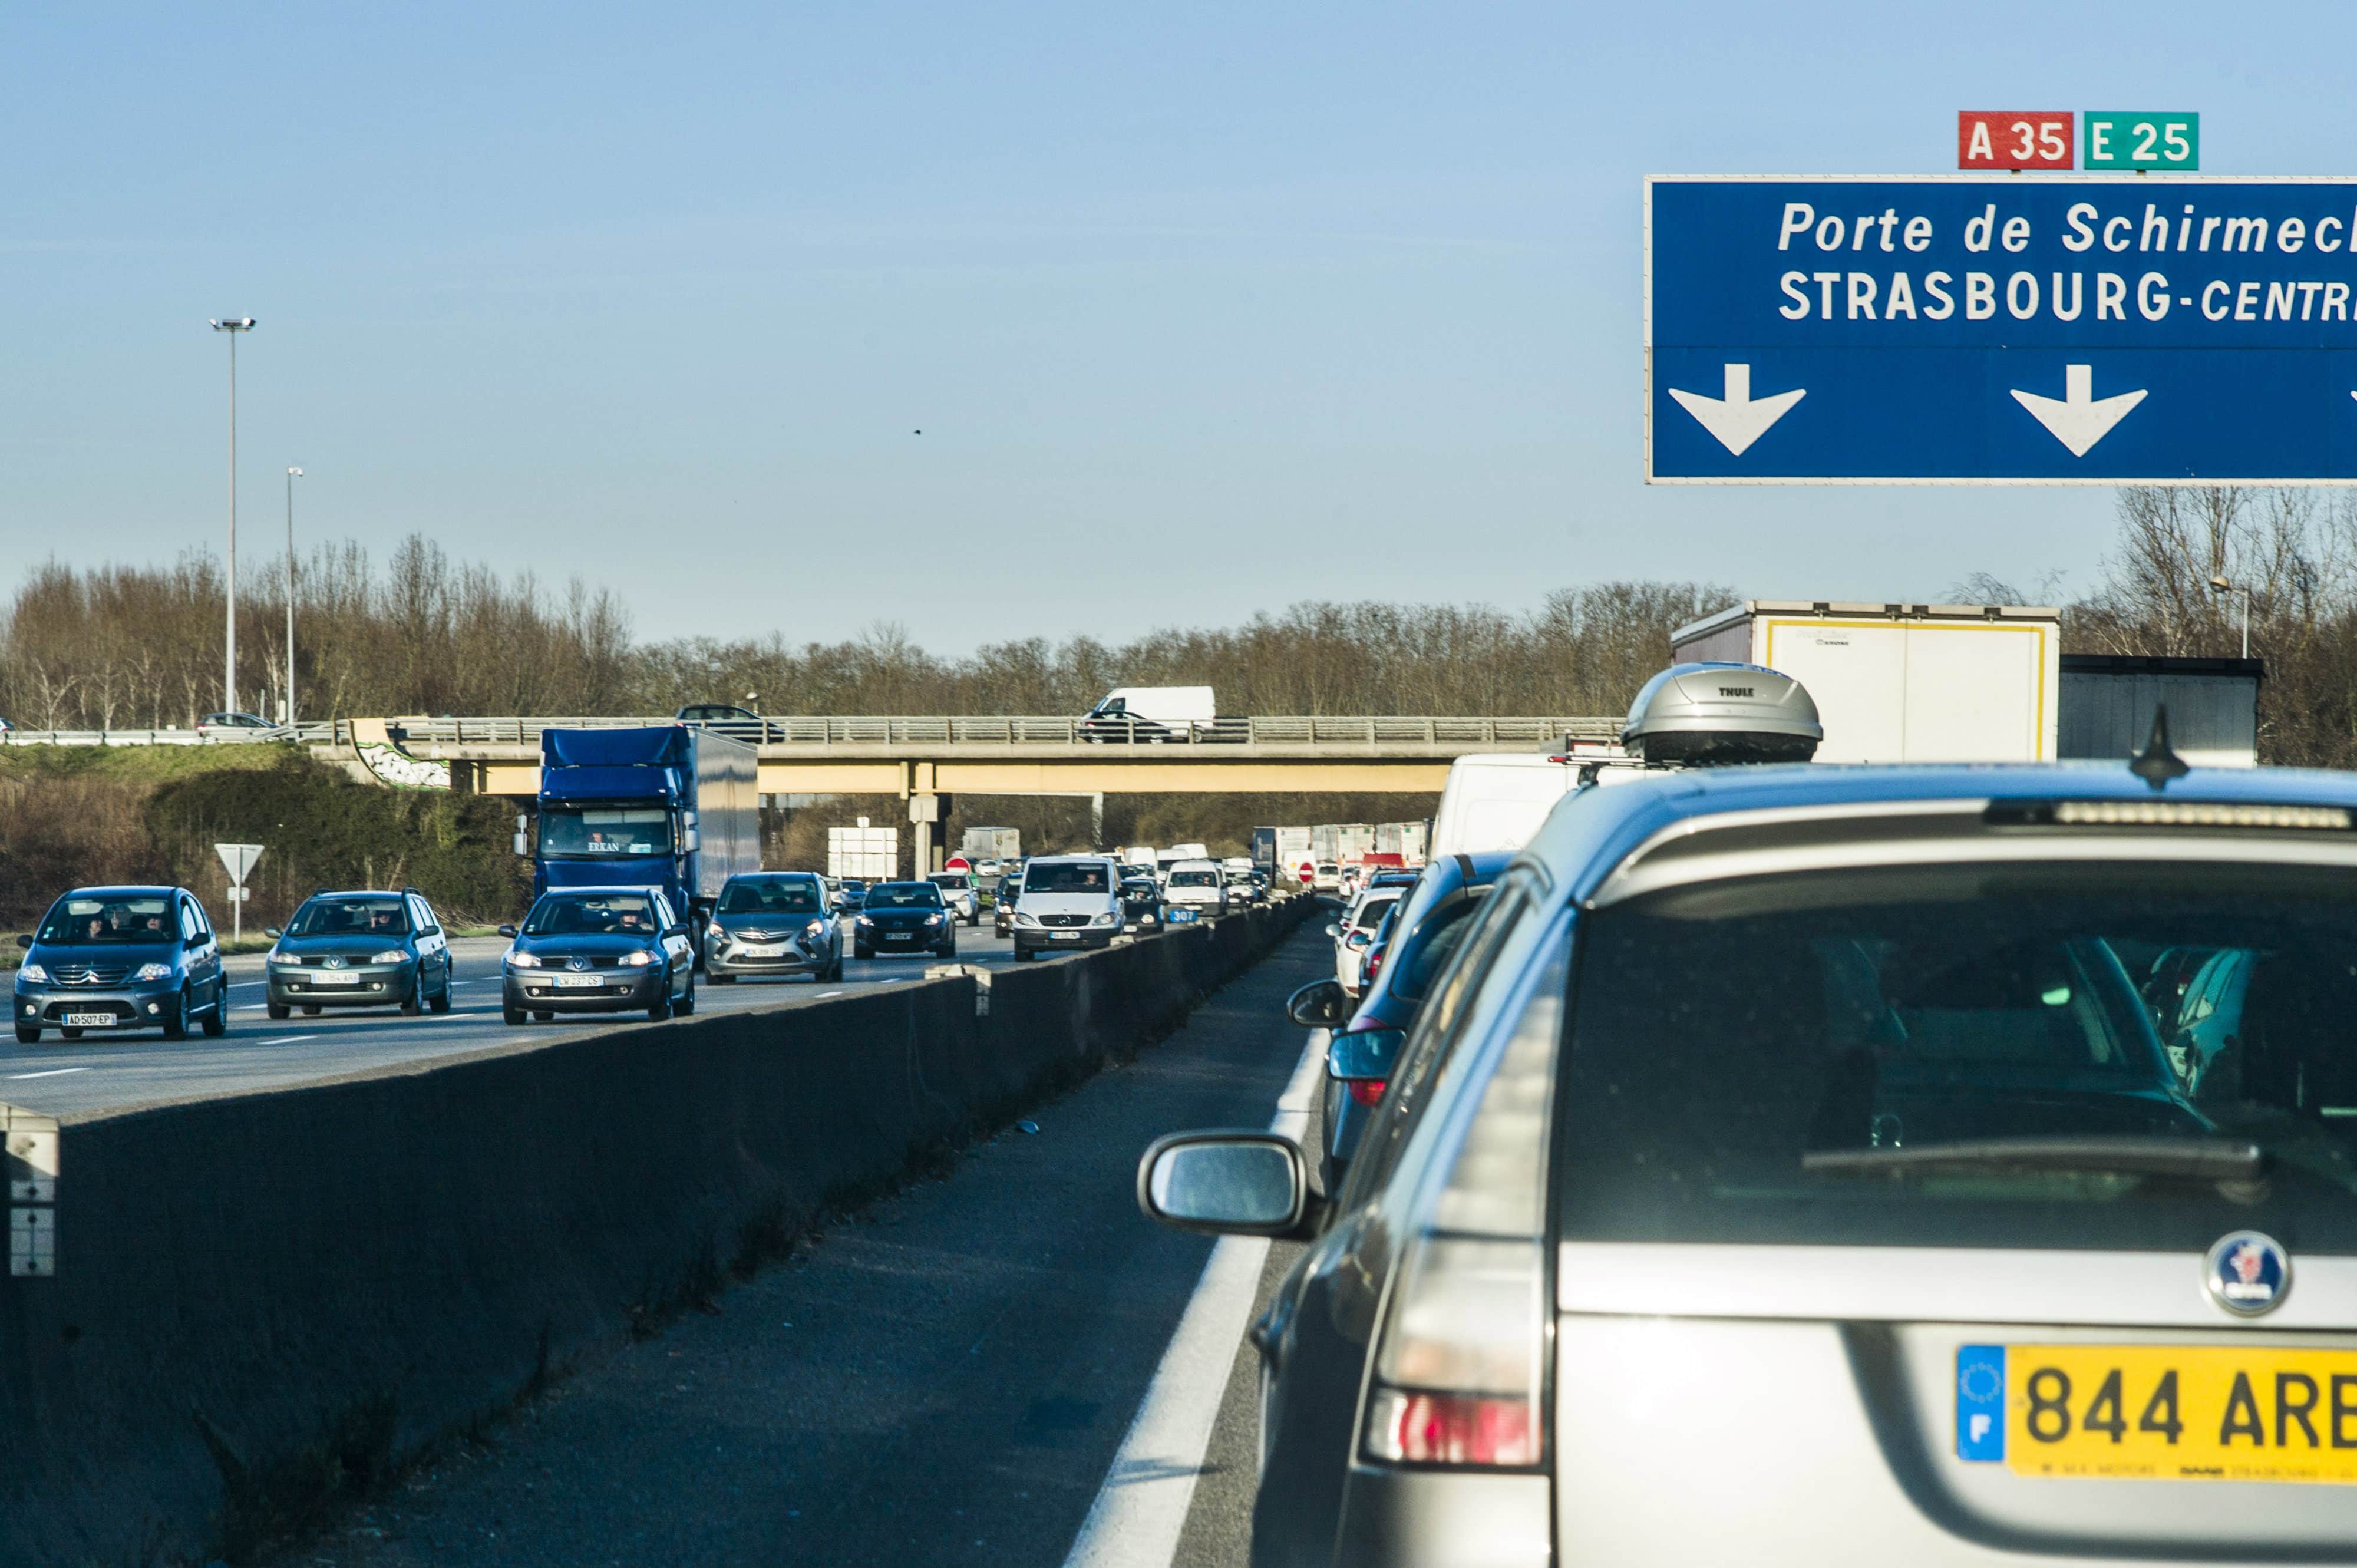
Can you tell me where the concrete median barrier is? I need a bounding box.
[0,897,1313,1565]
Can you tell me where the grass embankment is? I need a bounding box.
[0,744,529,933]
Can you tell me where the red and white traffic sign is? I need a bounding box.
[944,855,970,871]
[1957,111,2073,170]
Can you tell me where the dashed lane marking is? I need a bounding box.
[7,1067,88,1080]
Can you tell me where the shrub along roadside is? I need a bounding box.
[0,747,528,930]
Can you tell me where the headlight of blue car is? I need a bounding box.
[133,962,173,982]
[16,963,48,984]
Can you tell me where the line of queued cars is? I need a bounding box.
[1138,662,2357,1565]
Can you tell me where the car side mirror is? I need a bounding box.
[1323,923,1341,938]
[1285,978,1349,1029]
[12,935,28,950]
[1326,1027,1407,1081]
[262,927,282,939]
[1136,1131,1322,1239]
[1345,930,1372,950]
[497,924,518,938]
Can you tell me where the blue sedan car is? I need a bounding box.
[14,885,229,1042]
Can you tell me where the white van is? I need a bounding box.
[1011,854,1124,961]
[1080,687,1218,741]
[1161,859,1229,923]
[1427,754,1587,858]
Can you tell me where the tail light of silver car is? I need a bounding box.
[1361,928,1567,1469]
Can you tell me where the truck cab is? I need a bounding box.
[528,726,759,935]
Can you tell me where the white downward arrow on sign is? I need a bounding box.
[1668,364,1805,457]
[2011,365,2147,457]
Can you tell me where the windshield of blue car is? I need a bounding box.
[1026,863,1111,894]
[538,808,672,858]
[286,897,411,938]
[717,879,823,916]
[524,893,663,936]
[38,895,174,943]
[1557,861,2357,1253]
[865,883,944,910]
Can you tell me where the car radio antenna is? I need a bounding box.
[2128,705,2190,791]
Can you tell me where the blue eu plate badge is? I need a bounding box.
[1956,1345,2006,1462]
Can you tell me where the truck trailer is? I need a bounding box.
[527,725,760,927]
[1671,600,2061,764]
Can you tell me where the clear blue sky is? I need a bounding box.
[5,2,2351,648]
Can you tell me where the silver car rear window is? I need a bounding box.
[1557,861,2357,1253]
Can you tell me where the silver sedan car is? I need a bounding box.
[1143,760,2357,1566]
[702,872,843,983]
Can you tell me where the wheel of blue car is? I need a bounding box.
[161,986,190,1041]
[675,977,696,1016]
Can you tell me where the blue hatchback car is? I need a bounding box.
[14,885,229,1042]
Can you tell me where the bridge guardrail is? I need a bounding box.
[0,715,1624,749]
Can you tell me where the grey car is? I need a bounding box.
[1143,760,2357,1566]
[703,872,843,983]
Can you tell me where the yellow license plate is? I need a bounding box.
[1957,1343,2357,1483]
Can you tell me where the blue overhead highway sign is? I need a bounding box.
[1646,175,2357,484]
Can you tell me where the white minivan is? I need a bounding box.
[1160,859,1230,925]
[1009,855,1124,961]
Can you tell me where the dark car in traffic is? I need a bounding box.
[853,882,957,959]
[1289,850,1511,1194]
[500,887,696,1024]
[836,879,870,913]
[263,888,454,1019]
[14,885,229,1042]
[704,871,842,983]
[1118,873,1164,933]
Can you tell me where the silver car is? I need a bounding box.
[702,872,843,983]
[1143,758,2357,1565]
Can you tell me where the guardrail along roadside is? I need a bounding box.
[0,897,1313,1567]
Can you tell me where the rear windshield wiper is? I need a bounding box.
[1802,1136,2265,1182]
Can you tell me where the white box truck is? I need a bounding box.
[1429,755,1583,858]
[960,826,1022,863]
[827,826,899,880]
[1671,600,2061,764]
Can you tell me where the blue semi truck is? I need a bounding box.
[518,725,761,936]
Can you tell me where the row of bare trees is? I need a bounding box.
[1,543,1731,728]
[10,491,2350,763]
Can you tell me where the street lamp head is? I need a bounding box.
[210,317,256,331]
[2209,575,2234,592]
[288,466,303,477]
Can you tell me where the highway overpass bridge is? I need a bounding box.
[350,714,1622,797]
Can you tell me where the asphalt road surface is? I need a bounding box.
[0,922,1022,1118]
[258,924,1331,1568]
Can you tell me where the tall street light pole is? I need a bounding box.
[210,317,257,712]
[2209,573,2251,660]
[285,466,303,725]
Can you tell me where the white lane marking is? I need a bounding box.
[1059,1029,1324,1568]
[813,990,844,998]
[256,1035,319,1046]
[8,1067,88,1080]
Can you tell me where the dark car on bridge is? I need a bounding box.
[499,887,697,1024]
[14,885,229,1043]
[263,888,455,1019]
[675,702,769,741]
[853,881,957,959]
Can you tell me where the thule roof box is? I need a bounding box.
[1620,662,1823,766]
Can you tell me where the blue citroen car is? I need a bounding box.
[1143,758,2357,1567]
[14,885,229,1042]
